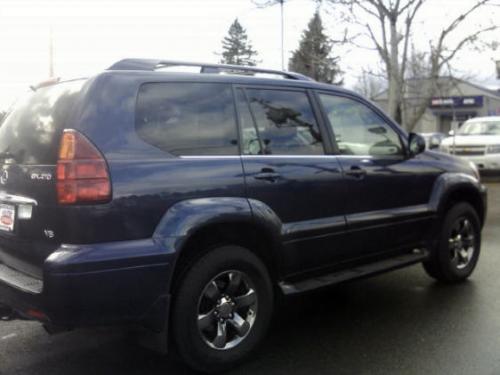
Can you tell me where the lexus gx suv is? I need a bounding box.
[0,59,487,373]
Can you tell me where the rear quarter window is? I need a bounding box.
[135,83,238,156]
[0,80,84,165]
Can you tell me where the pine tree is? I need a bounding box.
[220,19,258,66]
[288,12,343,84]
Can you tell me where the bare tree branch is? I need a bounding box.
[397,0,424,16]
[366,23,390,65]
[400,0,424,89]
[438,26,498,68]
[354,1,381,17]
[321,0,496,128]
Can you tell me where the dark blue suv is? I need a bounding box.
[0,59,487,372]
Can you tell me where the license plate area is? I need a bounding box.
[0,204,15,232]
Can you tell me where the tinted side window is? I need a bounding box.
[235,88,263,155]
[242,89,324,155]
[136,83,238,156]
[319,94,403,157]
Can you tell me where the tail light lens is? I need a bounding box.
[57,129,111,204]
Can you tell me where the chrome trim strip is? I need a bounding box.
[241,154,339,159]
[179,154,380,159]
[179,155,241,159]
[0,192,38,206]
[179,155,340,159]
[347,204,432,226]
[282,215,346,237]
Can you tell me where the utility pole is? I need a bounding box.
[280,0,284,70]
[254,0,286,70]
[49,27,54,78]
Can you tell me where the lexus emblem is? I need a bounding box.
[0,170,8,185]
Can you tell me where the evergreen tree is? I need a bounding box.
[220,19,258,66]
[288,12,343,84]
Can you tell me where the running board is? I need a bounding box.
[280,250,429,296]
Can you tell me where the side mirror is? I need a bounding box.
[409,133,426,156]
[448,130,455,136]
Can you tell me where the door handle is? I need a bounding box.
[345,166,367,179]
[254,168,281,182]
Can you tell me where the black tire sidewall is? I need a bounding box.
[172,245,273,373]
[436,202,481,281]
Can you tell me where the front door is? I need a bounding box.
[235,87,347,276]
[317,92,440,259]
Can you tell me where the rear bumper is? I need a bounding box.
[0,237,177,331]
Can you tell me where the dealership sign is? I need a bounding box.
[430,96,483,108]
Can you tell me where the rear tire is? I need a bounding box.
[423,202,481,283]
[171,245,273,373]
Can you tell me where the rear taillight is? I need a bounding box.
[56,129,111,204]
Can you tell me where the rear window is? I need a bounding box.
[135,83,238,156]
[0,80,84,165]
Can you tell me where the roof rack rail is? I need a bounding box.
[107,58,313,81]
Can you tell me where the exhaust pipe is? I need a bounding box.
[0,304,33,322]
[1,304,68,335]
[0,303,15,321]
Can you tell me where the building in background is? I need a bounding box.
[373,77,500,134]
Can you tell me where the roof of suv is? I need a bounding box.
[108,58,313,80]
[103,58,355,96]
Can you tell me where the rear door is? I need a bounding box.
[316,92,440,258]
[0,80,85,277]
[235,86,348,276]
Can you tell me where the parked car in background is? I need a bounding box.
[421,132,446,151]
[0,59,487,373]
[440,116,500,175]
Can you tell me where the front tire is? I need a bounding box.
[423,202,481,283]
[171,245,273,373]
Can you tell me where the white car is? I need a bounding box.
[440,116,500,174]
[421,132,446,150]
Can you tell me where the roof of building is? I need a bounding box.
[373,76,500,101]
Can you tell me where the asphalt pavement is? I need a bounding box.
[1,183,500,375]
